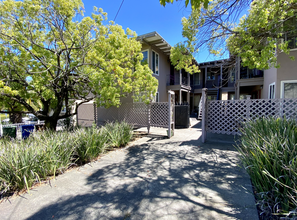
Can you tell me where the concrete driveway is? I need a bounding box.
[0,120,258,220]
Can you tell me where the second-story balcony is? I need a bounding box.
[240,67,263,79]
[167,77,190,86]
[167,75,191,91]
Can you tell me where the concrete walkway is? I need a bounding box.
[0,119,258,220]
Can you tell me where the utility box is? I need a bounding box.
[21,124,34,139]
[175,105,190,128]
[3,126,17,138]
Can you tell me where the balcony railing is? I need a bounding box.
[167,77,190,86]
[240,68,263,79]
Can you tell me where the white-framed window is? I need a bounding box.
[153,92,159,103]
[268,82,275,99]
[141,50,149,66]
[281,80,297,98]
[152,50,159,75]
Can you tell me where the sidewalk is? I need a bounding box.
[0,119,258,220]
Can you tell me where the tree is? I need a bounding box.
[160,0,209,9]
[160,0,250,73]
[0,0,158,130]
[227,0,297,69]
[162,0,297,70]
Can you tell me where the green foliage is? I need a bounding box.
[237,117,297,217]
[104,121,133,148]
[167,0,297,70]
[160,0,209,9]
[73,125,109,164]
[0,132,74,194]
[227,0,297,69]
[170,43,200,74]
[0,0,158,130]
[0,121,133,197]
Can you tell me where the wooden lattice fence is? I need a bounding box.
[206,97,297,135]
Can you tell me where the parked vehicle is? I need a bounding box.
[1,118,10,124]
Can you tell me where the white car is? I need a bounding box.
[2,118,10,124]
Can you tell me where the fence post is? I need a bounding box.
[147,104,151,134]
[168,90,175,138]
[246,95,251,121]
[201,88,208,143]
[93,102,97,126]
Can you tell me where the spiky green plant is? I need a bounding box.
[0,131,74,196]
[0,121,134,197]
[237,117,297,217]
[104,121,133,148]
[73,125,109,164]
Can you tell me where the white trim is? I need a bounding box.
[152,50,159,76]
[281,80,297,98]
[141,49,149,66]
[268,82,275,99]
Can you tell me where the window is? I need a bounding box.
[229,94,235,100]
[152,51,159,75]
[141,50,149,66]
[207,95,216,100]
[230,69,235,83]
[194,72,200,85]
[207,72,215,80]
[281,80,297,98]
[268,83,275,99]
[153,92,159,103]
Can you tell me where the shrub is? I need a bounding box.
[237,117,297,218]
[73,125,109,164]
[0,131,74,195]
[104,121,133,148]
[0,121,134,197]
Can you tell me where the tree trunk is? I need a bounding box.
[9,112,22,123]
[45,117,58,131]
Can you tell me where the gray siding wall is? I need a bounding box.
[263,51,297,98]
[276,50,297,98]
[263,67,277,98]
[150,44,170,102]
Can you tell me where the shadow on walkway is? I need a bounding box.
[23,132,257,220]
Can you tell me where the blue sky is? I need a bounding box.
[81,0,226,63]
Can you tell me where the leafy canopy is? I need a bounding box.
[163,0,297,70]
[227,0,297,69]
[160,0,209,9]
[0,0,158,128]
